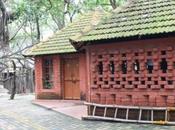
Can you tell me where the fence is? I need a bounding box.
[1,68,35,94]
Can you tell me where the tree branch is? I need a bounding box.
[109,0,117,9]
[9,20,27,41]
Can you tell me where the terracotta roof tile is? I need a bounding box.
[73,0,175,43]
[25,9,106,56]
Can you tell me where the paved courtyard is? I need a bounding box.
[0,94,175,130]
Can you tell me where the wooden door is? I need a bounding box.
[64,58,80,100]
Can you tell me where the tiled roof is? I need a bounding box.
[25,9,105,56]
[72,0,175,43]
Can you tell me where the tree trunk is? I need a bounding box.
[35,12,40,41]
[10,60,16,100]
[0,0,8,46]
[109,0,117,9]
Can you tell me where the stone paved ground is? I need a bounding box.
[0,94,175,130]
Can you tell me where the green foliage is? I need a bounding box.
[9,0,127,29]
[81,0,127,11]
[6,0,127,54]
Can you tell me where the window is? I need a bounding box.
[135,52,139,56]
[122,77,126,81]
[154,81,158,85]
[146,59,153,73]
[110,77,114,81]
[104,81,108,85]
[98,55,103,59]
[161,77,166,81]
[147,51,152,56]
[122,53,126,57]
[99,77,103,81]
[110,54,114,57]
[160,58,167,73]
[133,60,140,74]
[141,81,145,85]
[148,77,151,81]
[173,62,175,69]
[116,81,120,84]
[161,51,166,55]
[121,60,127,74]
[97,61,103,75]
[42,58,53,89]
[168,80,173,85]
[109,61,115,74]
[128,81,132,85]
[135,77,139,81]
[94,81,97,85]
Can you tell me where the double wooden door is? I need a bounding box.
[64,58,80,100]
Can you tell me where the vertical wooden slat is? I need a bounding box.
[165,110,168,122]
[126,108,129,120]
[151,110,153,121]
[139,109,142,121]
[114,108,118,118]
[93,106,96,116]
[104,107,107,117]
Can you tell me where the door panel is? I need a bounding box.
[64,58,80,100]
[64,60,72,80]
[73,81,80,99]
[64,81,73,99]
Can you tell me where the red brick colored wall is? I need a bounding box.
[35,56,43,95]
[87,37,175,107]
[34,53,87,100]
[79,53,88,100]
[35,55,61,99]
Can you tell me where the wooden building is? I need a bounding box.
[26,0,175,124]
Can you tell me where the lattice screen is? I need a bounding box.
[90,46,175,107]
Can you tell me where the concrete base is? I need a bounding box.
[32,100,87,120]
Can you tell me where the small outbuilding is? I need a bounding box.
[26,9,105,100]
[26,0,175,124]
